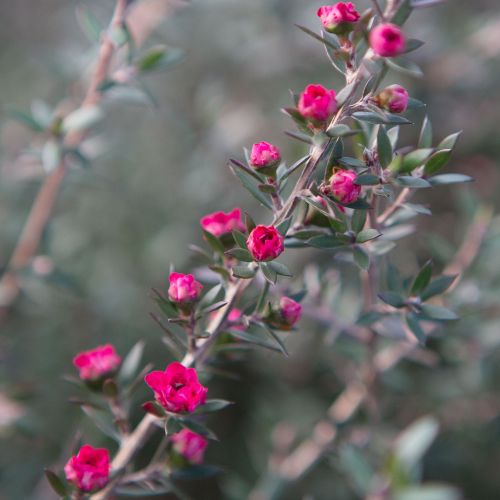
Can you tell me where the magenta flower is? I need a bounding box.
[200,208,246,237]
[376,84,409,113]
[144,362,208,413]
[250,141,281,169]
[246,225,284,262]
[280,297,302,327]
[369,23,406,57]
[64,445,110,493]
[73,344,121,381]
[330,170,361,204]
[298,84,337,124]
[171,428,208,464]
[317,3,360,34]
[168,272,203,304]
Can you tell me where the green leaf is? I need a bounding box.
[118,341,144,384]
[278,154,310,182]
[245,212,256,233]
[339,156,366,168]
[423,149,452,176]
[377,126,393,168]
[202,230,225,254]
[76,5,103,43]
[171,465,222,481]
[353,246,369,270]
[419,116,433,148]
[395,416,439,470]
[394,176,431,188]
[392,0,412,26]
[195,399,233,414]
[231,230,247,249]
[81,406,120,441]
[230,166,273,210]
[428,174,473,185]
[385,57,423,78]
[401,149,433,173]
[355,174,379,186]
[252,322,289,355]
[339,446,374,496]
[411,260,433,295]
[9,109,45,132]
[232,265,256,279]
[326,124,355,138]
[352,111,411,125]
[44,470,68,497]
[225,248,253,262]
[226,328,282,354]
[407,97,426,110]
[421,275,456,301]
[260,263,278,284]
[404,39,425,53]
[420,304,458,321]
[393,485,461,500]
[438,131,462,150]
[138,45,181,72]
[276,217,292,237]
[351,209,367,234]
[268,261,293,277]
[356,228,381,244]
[406,313,426,345]
[307,235,346,249]
[62,106,103,134]
[295,24,340,51]
[180,418,218,440]
[378,292,406,308]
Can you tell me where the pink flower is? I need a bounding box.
[168,272,203,304]
[298,84,337,124]
[145,362,208,413]
[369,23,406,57]
[200,208,246,237]
[171,429,208,464]
[330,170,361,204]
[250,142,281,169]
[246,225,284,262]
[73,344,121,381]
[64,445,110,493]
[280,297,302,327]
[376,84,409,113]
[317,3,360,34]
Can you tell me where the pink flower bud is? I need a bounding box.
[317,3,360,34]
[369,23,406,57]
[168,272,203,304]
[330,170,361,204]
[298,84,337,125]
[144,362,208,413]
[376,84,409,113]
[250,141,281,169]
[64,445,110,493]
[171,428,208,464]
[73,344,121,382]
[280,297,302,327]
[200,208,246,237]
[246,225,284,262]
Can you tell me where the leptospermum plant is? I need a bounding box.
[42,1,471,498]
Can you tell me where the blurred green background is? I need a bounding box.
[1,0,500,499]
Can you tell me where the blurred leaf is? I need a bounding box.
[406,313,426,345]
[138,46,183,73]
[44,470,67,497]
[76,5,102,42]
[230,166,273,210]
[392,0,412,25]
[386,57,423,78]
[355,174,379,185]
[411,260,433,295]
[353,246,370,270]
[42,140,61,172]
[378,126,393,168]
[82,406,120,441]
[339,446,374,496]
[393,484,461,500]
[268,261,292,277]
[356,229,381,243]
[424,149,452,176]
[379,291,406,308]
[352,209,367,234]
[307,235,346,249]
[421,275,456,301]
[232,265,256,279]
[199,284,223,309]
[225,248,253,262]
[194,399,233,414]
[401,149,433,173]
[395,176,431,188]
[9,109,45,132]
[420,304,458,321]
[171,465,222,480]
[353,111,411,125]
[261,263,278,284]
[202,230,225,254]
[326,124,355,137]
[395,416,439,470]
[428,174,473,185]
[276,217,292,237]
[226,329,282,354]
[437,131,462,150]
[419,116,433,148]
[118,341,145,384]
[295,24,340,51]
[62,106,102,134]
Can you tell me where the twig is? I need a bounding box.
[376,187,411,225]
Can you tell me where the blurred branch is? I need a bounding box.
[0,0,181,315]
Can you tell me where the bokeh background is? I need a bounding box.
[1,0,500,499]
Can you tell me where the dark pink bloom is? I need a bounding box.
[298,84,337,124]
[377,84,409,113]
[280,297,302,327]
[171,428,208,464]
[246,225,284,262]
[73,344,121,381]
[250,142,281,169]
[200,208,246,237]
[317,3,360,33]
[330,170,361,204]
[64,445,110,493]
[168,272,203,304]
[369,23,406,57]
[145,362,208,413]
